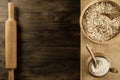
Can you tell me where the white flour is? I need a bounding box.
[89,57,110,77]
[82,2,120,42]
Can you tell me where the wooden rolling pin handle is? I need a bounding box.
[8,69,14,80]
[8,2,14,18]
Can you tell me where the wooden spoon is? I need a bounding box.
[101,12,120,20]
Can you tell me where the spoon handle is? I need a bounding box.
[86,44,97,67]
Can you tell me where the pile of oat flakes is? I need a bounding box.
[82,2,120,42]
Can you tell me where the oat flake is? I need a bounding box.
[82,2,120,42]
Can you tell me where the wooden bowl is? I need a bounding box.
[80,0,120,44]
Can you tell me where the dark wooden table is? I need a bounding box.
[0,0,80,80]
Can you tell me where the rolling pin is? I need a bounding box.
[5,2,17,80]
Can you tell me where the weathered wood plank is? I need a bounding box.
[0,0,80,80]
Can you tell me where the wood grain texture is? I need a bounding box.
[0,0,80,80]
